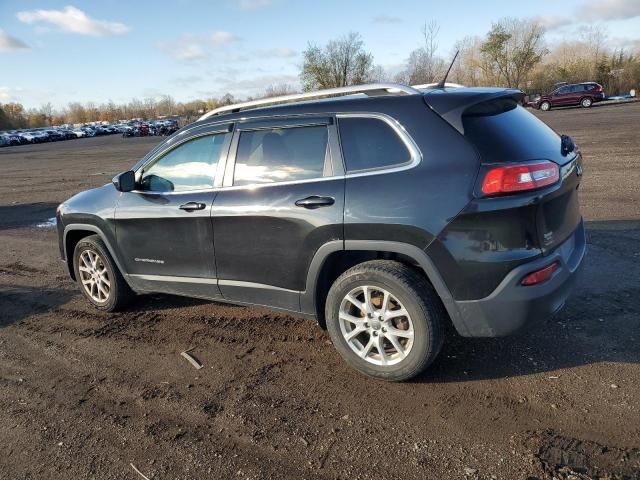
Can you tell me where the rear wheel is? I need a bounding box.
[539,101,551,111]
[581,97,593,108]
[73,235,133,312]
[325,260,445,382]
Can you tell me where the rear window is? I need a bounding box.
[462,101,561,163]
[338,117,411,172]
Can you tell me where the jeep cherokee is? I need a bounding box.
[56,83,586,381]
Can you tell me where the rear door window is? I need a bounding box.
[338,117,411,172]
[233,125,328,186]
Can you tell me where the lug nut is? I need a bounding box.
[364,322,369,328]
[373,331,378,336]
[382,327,387,333]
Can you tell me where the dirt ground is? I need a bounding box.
[1,103,639,480]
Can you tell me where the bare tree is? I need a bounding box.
[397,20,445,85]
[263,83,298,98]
[300,32,375,91]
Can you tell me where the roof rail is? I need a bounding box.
[197,83,420,121]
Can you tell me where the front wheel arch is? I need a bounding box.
[63,224,129,285]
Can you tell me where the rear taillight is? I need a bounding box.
[481,160,560,195]
[521,262,559,286]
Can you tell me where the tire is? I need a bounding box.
[581,97,593,108]
[73,234,134,312]
[539,101,551,111]
[325,260,445,382]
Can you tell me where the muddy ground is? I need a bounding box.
[0,103,639,480]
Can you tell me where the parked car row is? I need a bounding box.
[121,120,179,138]
[0,119,179,147]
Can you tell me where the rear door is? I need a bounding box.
[211,115,345,311]
[114,126,232,298]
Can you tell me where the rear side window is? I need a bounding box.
[338,117,411,172]
[233,125,327,186]
[463,101,561,163]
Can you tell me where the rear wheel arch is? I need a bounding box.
[580,96,593,107]
[304,240,469,335]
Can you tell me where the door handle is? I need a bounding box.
[179,201,206,212]
[295,196,335,209]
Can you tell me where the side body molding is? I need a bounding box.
[301,240,471,336]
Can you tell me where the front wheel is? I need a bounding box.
[73,235,133,311]
[581,97,593,108]
[325,260,445,382]
[539,101,551,111]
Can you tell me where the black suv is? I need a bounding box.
[56,84,586,381]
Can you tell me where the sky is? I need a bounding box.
[1,0,640,110]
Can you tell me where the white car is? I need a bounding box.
[19,131,39,143]
[72,129,87,138]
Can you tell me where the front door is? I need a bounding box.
[552,85,572,106]
[212,116,344,311]
[115,130,232,299]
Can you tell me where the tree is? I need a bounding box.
[397,21,445,85]
[480,18,548,88]
[263,83,297,98]
[0,106,13,130]
[300,32,375,91]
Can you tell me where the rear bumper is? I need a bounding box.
[451,218,586,337]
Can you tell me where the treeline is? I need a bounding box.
[0,95,235,130]
[301,19,640,96]
[2,17,639,130]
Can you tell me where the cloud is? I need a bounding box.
[211,31,239,46]
[16,5,129,36]
[171,75,204,86]
[238,0,272,10]
[532,0,640,31]
[158,31,239,61]
[532,15,573,31]
[0,30,30,51]
[579,0,640,21]
[256,47,297,58]
[609,36,640,50]
[0,85,55,106]
[372,15,403,24]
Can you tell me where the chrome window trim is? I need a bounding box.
[336,112,422,178]
[127,112,422,195]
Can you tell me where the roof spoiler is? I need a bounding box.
[423,88,525,134]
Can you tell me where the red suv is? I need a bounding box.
[531,82,605,111]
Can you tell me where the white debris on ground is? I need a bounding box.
[35,217,56,228]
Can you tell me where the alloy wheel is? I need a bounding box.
[78,249,111,303]
[338,285,414,366]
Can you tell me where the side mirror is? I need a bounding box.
[112,170,136,192]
